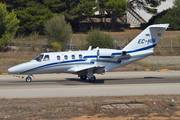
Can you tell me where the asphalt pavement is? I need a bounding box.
[0,71,180,98]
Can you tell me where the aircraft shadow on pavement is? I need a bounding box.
[8,80,72,84]
[65,78,125,84]
[66,78,104,84]
[8,78,124,84]
[144,77,164,79]
[8,79,104,84]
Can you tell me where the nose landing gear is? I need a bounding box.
[26,75,32,82]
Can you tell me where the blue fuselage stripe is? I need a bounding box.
[99,56,113,58]
[83,55,97,58]
[126,44,156,54]
[111,44,156,56]
[20,59,85,74]
[112,53,122,55]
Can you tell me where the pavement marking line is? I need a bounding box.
[0,83,180,90]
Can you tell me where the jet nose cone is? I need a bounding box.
[8,62,30,74]
[8,67,18,74]
[8,67,13,74]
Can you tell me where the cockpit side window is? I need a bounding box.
[43,55,50,61]
[34,54,44,62]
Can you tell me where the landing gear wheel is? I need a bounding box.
[26,76,32,82]
[89,76,96,82]
[80,75,87,80]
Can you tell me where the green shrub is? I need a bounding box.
[44,14,72,50]
[52,42,62,52]
[86,28,114,49]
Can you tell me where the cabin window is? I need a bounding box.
[79,54,82,59]
[64,55,68,60]
[57,56,60,60]
[34,54,44,62]
[72,55,75,59]
[43,55,50,61]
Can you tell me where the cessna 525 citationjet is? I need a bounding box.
[8,24,169,82]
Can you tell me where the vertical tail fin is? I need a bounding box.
[122,24,169,52]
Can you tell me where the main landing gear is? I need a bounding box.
[26,75,32,82]
[88,75,96,82]
[80,75,87,80]
[79,75,96,82]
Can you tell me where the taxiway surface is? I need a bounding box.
[0,71,180,98]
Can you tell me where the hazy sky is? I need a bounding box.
[136,0,175,22]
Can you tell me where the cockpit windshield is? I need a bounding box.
[34,54,44,62]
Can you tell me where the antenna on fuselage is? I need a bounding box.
[88,46,92,51]
[113,39,122,50]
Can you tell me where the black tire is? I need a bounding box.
[89,76,96,82]
[80,75,87,80]
[26,77,32,82]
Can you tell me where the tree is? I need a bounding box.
[98,0,128,30]
[44,14,72,51]
[43,0,67,13]
[0,0,53,33]
[98,0,167,30]
[148,0,180,30]
[0,2,20,51]
[69,0,99,18]
[128,0,166,14]
[147,9,171,26]
[0,0,28,11]
[16,1,53,33]
[86,28,114,49]
[0,0,167,32]
[60,0,127,31]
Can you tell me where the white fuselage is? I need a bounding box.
[8,48,153,75]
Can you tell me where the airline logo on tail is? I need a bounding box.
[138,39,156,44]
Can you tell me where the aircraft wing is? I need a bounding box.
[72,66,105,75]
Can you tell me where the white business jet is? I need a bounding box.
[8,24,169,82]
